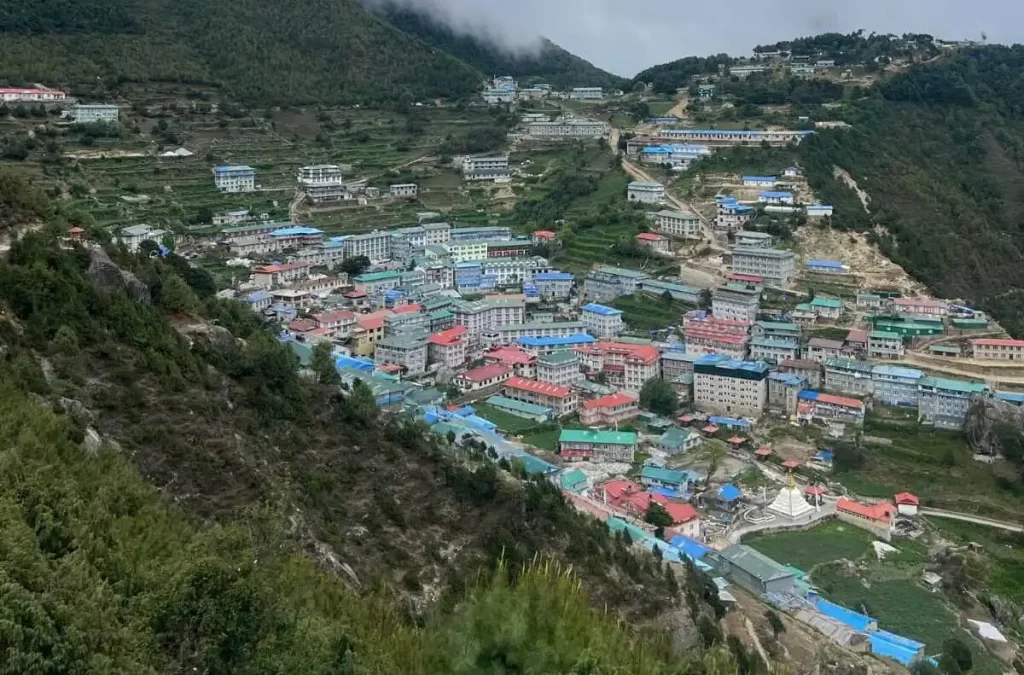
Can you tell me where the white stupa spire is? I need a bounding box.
[767,473,814,519]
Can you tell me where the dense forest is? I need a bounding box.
[0,0,482,105]
[0,168,751,671]
[753,31,939,64]
[796,46,1024,336]
[371,2,628,91]
[633,55,733,95]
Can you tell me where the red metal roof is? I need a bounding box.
[702,424,719,434]
[344,290,368,298]
[755,447,772,456]
[728,436,745,444]
[289,319,317,333]
[429,325,468,345]
[601,479,642,502]
[894,492,920,505]
[582,392,637,410]
[636,232,666,241]
[253,262,309,273]
[846,328,869,344]
[460,364,512,382]
[782,458,801,469]
[805,485,826,496]
[893,297,943,307]
[727,273,764,283]
[391,303,422,315]
[972,338,1024,347]
[533,230,556,238]
[837,497,896,522]
[662,501,700,525]
[312,309,355,324]
[483,346,536,365]
[814,392,864,409]
[68,226,85,234]
[504,376,571,398]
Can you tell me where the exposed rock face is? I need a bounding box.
[964,399,1024,457]
[87,248,150,304]
[82,427,102,455]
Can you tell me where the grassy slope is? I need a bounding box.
[745,521,874,572]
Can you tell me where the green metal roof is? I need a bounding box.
[559,429,637,445]
[869,330,902,340]
[592,265,647,279]
[485,395,553,417]
[919,376,987,394]
[640,465,690,484]
[655,427,696,450]
[716,545,795,583]
[429,309,454,320]
[811,297,843,308]
[560,469,588,491]
[755,321,800,333]
[538,350,580,365]
[354,270,401,282]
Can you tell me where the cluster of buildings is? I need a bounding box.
[0,88,121,125]
[480,77,614,106]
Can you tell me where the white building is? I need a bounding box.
[423,221,452,246]
[627,181,665,204]
[73,104,119,124]
[654,209,702,239]
[445,240,488,263]
[374,335,428,375]
[584,266,649,301]
[868,331,905,360]
[734,231,774,248]
[389,183,419,199]
[569,87,604,100]
[526,120,607,139]
[581,303,624,338]
[298,165,344,203]
[462,156,510,181]
[0,87,67,103]
[693,354,770,417]
[731,247,795,287]
[451,298,526,342]
[759,191,795,205]
[716,197,754,232]
[536,350,584,387]
[213,165,256,193]
[343,230,392,263]
[119,224,169,252]
[712,284,761,322]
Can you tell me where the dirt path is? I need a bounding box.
[667,93,690,120]
[833,166,871,212]
[921,508,1024,532]
[744,617,772,669]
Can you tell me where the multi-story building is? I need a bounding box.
[389,183,418,199]
[758,190,795,205]
[745,176,778,187]
[455,364,513,391]
[569,87,604,100]
[683,312,751,359]
[422,222,452,246]
[350,311,391,356]
[502,377,578,416]
[482,346,536,378]
[536,350,583,387]
[627,181,666,204]
[734,231,774,249]
[73,104,119,124]
[451,298,526,342]
[731,247,795,287]
[445,240,489,263]
[0,87,67,103]
[823,358,874,397]
[639,278,702,304]
[868,330,905,360]
[660,350,700,380]
[582,303,624,338]
[715,197,754,232]
[639,143,712,170]
[532,272,574,300]
[888,297,947,317]
[749,338,800,364]
[493,321,586,346]
[797,391,866,425]
[351,270,401,295]
[427,326,468,369]
[213,165,256,193]
[712,284,760,322]
[871,365,923,407]
[462,156,510,181]
[918,377,988,430]
[635,232,672,254]
[311,309,357,339]
[559,429,637,462]
[343,230,392,263]
[576,341,660,392]
[767,372,805,415]
[584,266,649,300]
[251,262,310,288]
[971,338,1024,361]
[654,209,702,238]
[374,335,428,374]
[693,354,770,418]
[526,119,608,138]
[451,226,511,242]
[751,321,800,341]
[780,359,823,390]
[810,297,844,320]
[119,224,169,252]
[298,165,344,203]
[580,393,640,427]
[804,338,845,364]
[657,129,813,147]
[486,239,532,258]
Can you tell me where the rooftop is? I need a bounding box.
[582,392,638,410]
[591,265,648,279]
[716,545,794,583]
[582,303,623,317]
[460,364,512,383]
[354,270,402,283]
[919,376,987,394]
[537,350,580,366]
[869,330,902,340]
[484,346,536,365]
[799,390,864,409]
[808,338,844,349]
[825,358,873,372]
[871,364,923,379]
[485,395,552,417]
[972,338,1024,348]
[505,376,571,398]
[559,429,638,445]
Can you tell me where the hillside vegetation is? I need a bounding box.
[0,0,481,105]
[371,2,628,90]
[797,46,1024,336]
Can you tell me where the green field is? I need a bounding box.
[611,294,694,333]
[473,403,547,435]
[837,415,1024,520]
[745,521,875,572]
[521,428,561,453]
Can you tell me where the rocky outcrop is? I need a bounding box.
[87,248,150,304]
[964,399,1024,457]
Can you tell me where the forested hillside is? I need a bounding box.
[371,2,628,90]
[633,56,733,95]
[797,46,1024,336]
[0,0,481,105]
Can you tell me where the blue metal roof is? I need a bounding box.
[806,259,844,269]
[760,191,793,198]
[244,290,271,302]
[534,272,573,281]
[518,334,596,347]
[335,355,374,372]
[270,226,322,237]
[871,364,923,379]
[708,416,751,428]
[996,391,1024,405]
[583,303,622,316]
[811,595,874,632]
[743,175,777,182]
[670,535,711,561]
[717,483,742,502]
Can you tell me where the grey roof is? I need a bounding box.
[716,545,795,583]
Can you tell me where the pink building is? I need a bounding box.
[580,392,639,426]
[311,309,356,338]
[971,338,1024,361]
[503,377,578,415]
[575,341,659,392]
[428,326,469,369]
[683,313,751,359]
[455,364,512,391]
[483,346,537,378]
[889,297,947,317]
[635,232,671,254]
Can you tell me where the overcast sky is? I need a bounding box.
[372,0,1024,76]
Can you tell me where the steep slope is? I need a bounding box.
[632,55,732,95]
[0,0,481,105]
[797,46,1024,336]
[371,2,627,90]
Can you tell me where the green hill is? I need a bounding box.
[373,2,627,90]
[632,55,733,95]
[797,46,1024,336]
[0,0,482,105]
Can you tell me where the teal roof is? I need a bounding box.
[640,466,691,484]
[751,337,799,349]
[559,429,637,445]
[354,270,401,283]
[716,545,794,583]
[811,297,843,308]
[560,469,588,491]
[755,321,800,333]
[919,377,987,394]
[869,330,902,340]
[592,265,647,279]
[656,426,689,449]
[485,395,553,417]
[825,358,873,373]
[538,350,580,365]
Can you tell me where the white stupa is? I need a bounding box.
[767,475,814,519]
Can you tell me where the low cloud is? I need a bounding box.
[368,0,1024,76]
